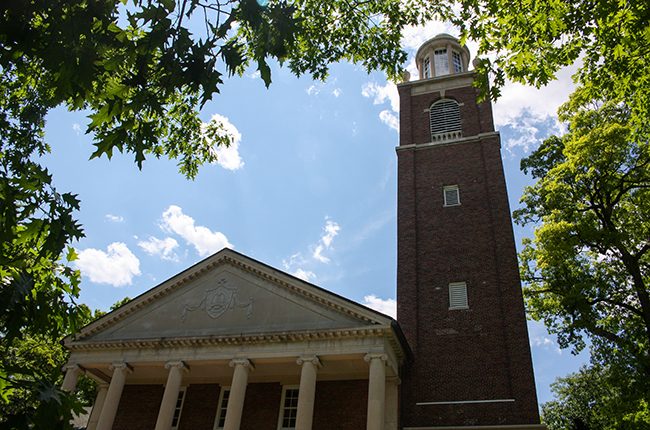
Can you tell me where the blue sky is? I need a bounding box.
[42,21,588,406]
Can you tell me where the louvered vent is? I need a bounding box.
[443,185,460,206]
[449,282,468,309]
[430,99,462,142]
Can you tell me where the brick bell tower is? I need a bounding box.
[396,34,542,428]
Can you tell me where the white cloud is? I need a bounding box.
[500,110,565,155]
[312,245,327,263]
[362,295,396,318]
[160,205,233,257]
[72,123,82,135]
[493,64,577,129]
[283,218,342,279]
[528,320,562,354]
[75,242,141,287]
[361,81,401,132]
[312,219,341,263]
[306,84,321,96]
[105,214,124,223]
[138,236,179,261]
[292,268,316,282]
[401,21,457,52]
[379,110,399,132]
[361,82,399,112]
[204,113,244,170]
[332,88,342,98]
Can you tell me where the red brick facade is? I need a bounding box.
[396,76,540,427]
[112,380,368,429]
[179,384,221,430]
[113,385,164,430]
[313,380,368,430]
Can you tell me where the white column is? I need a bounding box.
[295,356,321,430]
[364,353,387,430]
[223,358,254,430]
[384,377,400,430]
[87,384,109,430]
[155,361,189,430]
[96,362,132,430]
[61,363,82,392]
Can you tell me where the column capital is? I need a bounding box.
[296,355,322,368]
[364,353,388,364]
[62,363,83,373]
[109,362,133,374]
[164,360,189,372]
[61,363,83,392]
[229,358,254,371]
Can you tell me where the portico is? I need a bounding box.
[63,249,408,430]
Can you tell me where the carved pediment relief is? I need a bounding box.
[181,278,254,322]
[85,260,374,342]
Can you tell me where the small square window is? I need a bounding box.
[213,387,230,430]
[449,282,468,310]
[443,185,460,207]
[171,387,186,430]
[277,386,299,430]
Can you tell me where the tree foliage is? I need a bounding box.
[0,305,100,429]
[453,0,650,140]
[542,364,650,430]
[515,90,650,417]
[0,0,444,426]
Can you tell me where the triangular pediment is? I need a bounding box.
[72,249,392,344]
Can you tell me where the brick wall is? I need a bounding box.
[313,380,368,430]
[111,380,367,429]
[179,384,220,430]
[240,383,283,430]
[397,79,540,427]
[113,385,164,430]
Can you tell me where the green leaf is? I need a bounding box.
[257,59,272,87]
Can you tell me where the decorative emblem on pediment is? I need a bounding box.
[181,278,254,321]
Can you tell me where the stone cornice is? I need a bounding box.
[395,132,500,153]
[67,325,406,362]
[70,250,389,343]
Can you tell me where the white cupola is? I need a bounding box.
[415,34,471,80]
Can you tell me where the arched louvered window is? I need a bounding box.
[429,99,462,142]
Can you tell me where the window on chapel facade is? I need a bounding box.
[171,387,187,430]
[278,386,299,430]
[213,387,230,430]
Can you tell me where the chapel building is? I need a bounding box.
[62,34,543,430]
